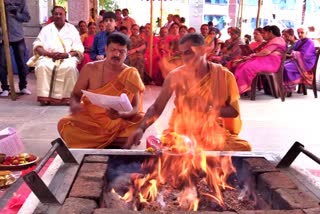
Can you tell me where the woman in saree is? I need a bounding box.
[208,27,244,66]
[159,23,184,79]
[234,25,287,94]
[78,20,87,36]
[282,28,298,55]
[227,28,266,73]
[283,27,316,95]
[78,22,97,71]
[144,23,162,85]
[249,28,266,52]
[128,24,146,81]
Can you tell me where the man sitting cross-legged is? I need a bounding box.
[58,33,145,149]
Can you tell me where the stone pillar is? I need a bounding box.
[25,0,42,57]
[228,0,237,27]
[68,0,90,26]
[189,0,203,32]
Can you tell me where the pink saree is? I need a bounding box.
[235,37,286,94]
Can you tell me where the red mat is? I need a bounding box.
[0,158,54,214]
[309,169,320,178]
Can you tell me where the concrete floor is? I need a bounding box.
[0,73,319,174]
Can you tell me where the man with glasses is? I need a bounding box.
[127,33,251,151]
[58,33,145,149]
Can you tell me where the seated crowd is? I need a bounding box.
[1,6,317,150]
[28,7,318,103]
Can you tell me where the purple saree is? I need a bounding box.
[283,38,316,92]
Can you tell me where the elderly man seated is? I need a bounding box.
[32,6,84,105]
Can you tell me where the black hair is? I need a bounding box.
[270,25,281,36]
[88,22,96,27]
[263,25,281,37]
[179,25,188,31]
[122,8,129,13]
[180,17,186,24]
[170,22,180,30]
[119,26,128,32]
[106,32,131,48]
[52,6,66,14]
[244,34,252,45]
[179,33,204,46]
[78,20,86,27]
[255,27,263,33]
[103,11,116,21]
[99,9,106,16]
[139,26,145,32]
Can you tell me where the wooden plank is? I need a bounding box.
[34,163,80,213]
[0,0,16,100]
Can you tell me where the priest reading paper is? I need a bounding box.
[57,32,145,149]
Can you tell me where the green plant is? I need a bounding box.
[99,0,119,11]
[56,0,67,6]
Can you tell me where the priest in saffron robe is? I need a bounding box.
[127,33,251,151]
[58,32,144,148]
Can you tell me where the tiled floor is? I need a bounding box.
[0,73,319,178]
[1,72,320,211]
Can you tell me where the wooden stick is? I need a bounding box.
[149,0,153,78]
[239,0,244,35]
[48,65,57,99]
[0,0,16,100]
[256,0,262,29]
[160,0,163,27]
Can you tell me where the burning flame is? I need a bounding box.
[116,143,235,211]
[113,70,237,211]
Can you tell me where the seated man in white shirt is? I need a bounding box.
[32,6,84,105]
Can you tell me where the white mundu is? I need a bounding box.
[33,22,84,104]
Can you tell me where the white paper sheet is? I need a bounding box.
[81,90,133,112]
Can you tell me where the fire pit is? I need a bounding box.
[1,138,316,214]
[61,155,320,214]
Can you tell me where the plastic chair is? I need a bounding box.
[250,53,286,102]
[297,47,320,98]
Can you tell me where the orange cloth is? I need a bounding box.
[166,63,251,151]
[57,67,145,148]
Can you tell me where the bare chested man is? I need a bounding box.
[127,33,251,151]
[58,32,145,149]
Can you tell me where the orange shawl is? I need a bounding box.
[165,63,250,151]
[58,67,144,148]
